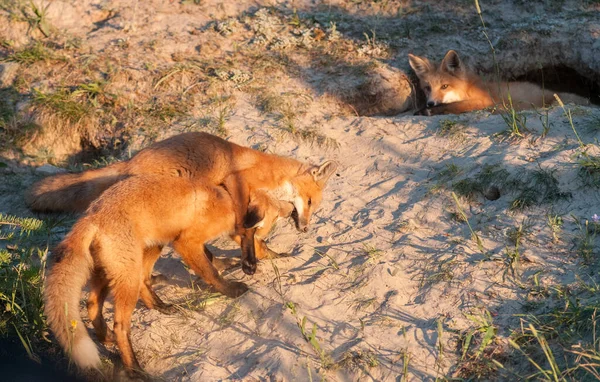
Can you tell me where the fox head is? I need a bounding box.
[408,50,469,108]
[246,192,295,238]
[289,160,338,232]
[241,192,295,275]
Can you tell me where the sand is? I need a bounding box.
[1,0,599,380]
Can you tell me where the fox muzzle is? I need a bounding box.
[240,228,257,275]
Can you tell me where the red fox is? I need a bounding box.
[44,174,293,376]
[26,132,337,246]
[408,50,590,115]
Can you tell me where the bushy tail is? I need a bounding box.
[555,91,590,106]
[26,162,128,213]
[44,222,100,370]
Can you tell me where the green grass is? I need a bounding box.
[452,192,486,256]
[286,302,333,369]
[24,0,52,37]
[547,213,564,243]
[451,163,510,202]
[5,42,55,65]
[503,167,569,212]
[438,119,466,142]
[0,88,19,130]
[573,216,598,265]
[459,308,498,377]
[578,151,600,187]
[0,214,56,361]
[32,88,92,123]
[497,100,529,141]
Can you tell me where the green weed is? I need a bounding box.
[578,151,600,187]
[451,192,486,257]
[5,42,54,65]
[547,213,564,243]
[573,216,598,265]
[0,214,54,360]
[498,96,529,141]
[286,302,333,369]
[462,309,497,359]
[32,88,92,123]
[23,1,52,37]
[438,119,466,143]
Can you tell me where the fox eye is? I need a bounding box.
[441,84,449,90]
[308,198,312,206]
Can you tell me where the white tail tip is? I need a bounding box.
[71,336,101,370]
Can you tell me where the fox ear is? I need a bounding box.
[408,54,433,77]
[441,50,464,76]
[278,201,295,218]
[243,203,265,229]
[310,160,338,185]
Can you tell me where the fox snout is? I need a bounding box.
[291,208,309,232]
[427,100,436,108]
[240,230,258,275]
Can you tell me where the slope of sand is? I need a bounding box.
[113,105,597,381]
[1,1,599,380]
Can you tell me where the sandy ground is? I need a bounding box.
[1,0,600,381]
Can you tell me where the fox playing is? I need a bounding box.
[44,174,293,376]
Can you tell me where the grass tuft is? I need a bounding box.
[5,42,55,65]
[0,213,56,360]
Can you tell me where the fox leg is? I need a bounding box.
[87,269,114,344]
[111,263,144,375]
[221,174,258,275]
[415,99,493,115]
[173,235,248,298]
[139,246,177,315]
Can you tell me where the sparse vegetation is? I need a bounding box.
[438,119,467,143]
[0,214,54,362]
[452,191,486,256]
[0,0,599,380]
[5,41,56,65]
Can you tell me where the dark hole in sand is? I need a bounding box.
[514,65,600,106]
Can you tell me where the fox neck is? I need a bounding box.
[265,181,298,203]
[471,76,506,104]
[250,151,306,188]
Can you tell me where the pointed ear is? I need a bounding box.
[243,203,265,229]
[440,50,464,76]
[310,160,338,185]
[408,54,433,78]
[278,201,295,218]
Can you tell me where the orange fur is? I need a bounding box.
[408,50,589,115]
[26,132,337,235]
[44,174,291,376]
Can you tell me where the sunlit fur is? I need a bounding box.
[44,175,291,376]
[26,132,336,235]
[408,50,589,115]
